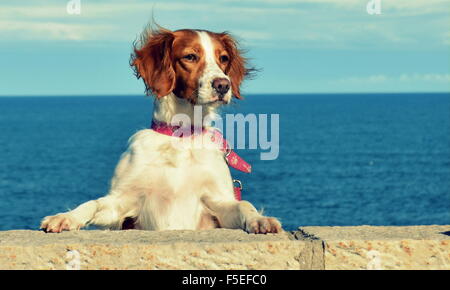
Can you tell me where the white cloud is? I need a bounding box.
[0,6,66,19]
[0,0,448,49]
[0,1,304,19]
[336,74,388,84]
[336,73,450,84]
[232,30,272,40]
[0,20,114,41]
[0,1,304,42]
[220,0,361,6]
[382,0,449,12]
[221,0,450,13]
[399,73,450,83]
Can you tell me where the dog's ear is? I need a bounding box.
[131,28,176,98]
[220,33,253,100]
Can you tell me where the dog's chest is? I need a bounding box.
[157,133,225,168]
[137,131,231,191]
[132,131,232,230]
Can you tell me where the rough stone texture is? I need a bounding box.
[1,226,448,270]
[0,229,319,270]
[301,225,450,270]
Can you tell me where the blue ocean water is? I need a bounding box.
[0,93,449,231]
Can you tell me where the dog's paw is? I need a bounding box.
[40,214,83,233]
[245,216,282,234]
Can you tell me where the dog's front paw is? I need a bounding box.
[246,216,282,234]
[40,214,83,233]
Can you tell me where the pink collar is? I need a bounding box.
[151,120,205,137]
[151,120,252,200]
[151,120,251,173]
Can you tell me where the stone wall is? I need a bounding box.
[0,225,448,270]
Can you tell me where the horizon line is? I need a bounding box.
[1,91,449,98]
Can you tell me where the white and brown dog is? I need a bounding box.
[40,27,282,234]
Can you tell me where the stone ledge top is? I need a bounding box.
[300,225,450,241]
[1,225,448,247]
[0,226,449,269]
[0,229,293,246]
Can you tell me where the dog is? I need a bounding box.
[40,26,282,234]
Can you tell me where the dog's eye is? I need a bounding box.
[183,54,198,62]
[220,55,229,63]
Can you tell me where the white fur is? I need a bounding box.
[196,31,232,105]
[40,32,281,234]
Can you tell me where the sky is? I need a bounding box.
[0,0,449,96]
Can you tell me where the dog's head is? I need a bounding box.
[131,27,253,105]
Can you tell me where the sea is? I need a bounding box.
[0,93,449,231]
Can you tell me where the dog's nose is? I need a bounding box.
[212,78,230,96]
